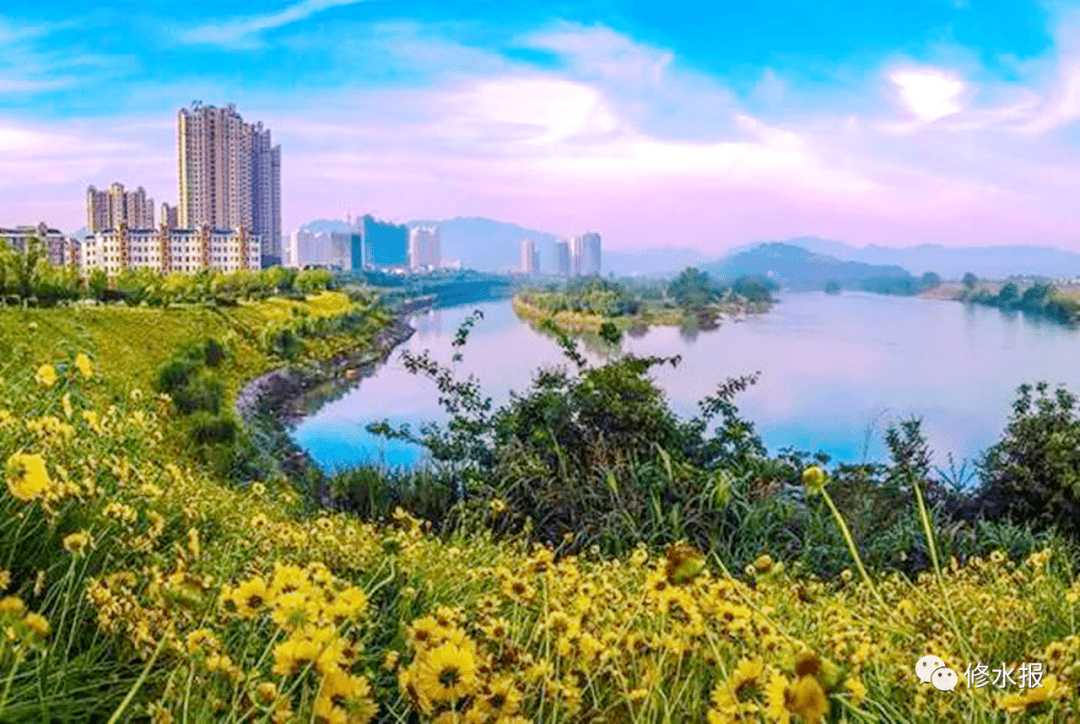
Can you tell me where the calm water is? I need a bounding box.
[290,292,1080,473]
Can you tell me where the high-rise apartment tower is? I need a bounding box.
[177,102,280,265]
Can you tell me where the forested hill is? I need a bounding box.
[703,242,915,291]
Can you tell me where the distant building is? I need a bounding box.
[409,226,441,271]
[81,223,260,276]
[554,239,571,276]
[349,233,364,271]
[87,182,155,232]
[0,222,78,267]
[160,202,179,230]
[361,215,408,269]
[328,232,352,270]
[570,235,583,275]
[580,232,601,275]
[286,228,312,268]
[520,239,539,274]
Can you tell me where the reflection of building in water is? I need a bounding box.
[413,309,442,339]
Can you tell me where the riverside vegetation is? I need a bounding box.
[3,241,1080,720]
[956,273,1080,326]
[513,268,775,334]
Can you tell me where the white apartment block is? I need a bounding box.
[0,222,79,267]
[568,232,601,275]
[409,226,440,271]
[87,182,155,233]
[177,102,281,266]
[81,224,260,276]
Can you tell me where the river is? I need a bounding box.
[290,291,1080,475]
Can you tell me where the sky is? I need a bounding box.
[2,0,1080,253]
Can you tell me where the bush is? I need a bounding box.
[171,370,225,415]
[188,411,239,446]
[976,381,1080,538]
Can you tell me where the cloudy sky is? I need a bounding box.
[2,0,1080,252]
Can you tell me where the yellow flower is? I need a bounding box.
[789,676,828,724]
[413,641,479,704]
[74,353,93,379]
[62,531,93,555]
[802,466,827,493]
[35,365,57,388]
[61,393,74,420]
[22,612,49,638]
[255,681,279,704]
[0,570,9,593]
[6,453,51,502]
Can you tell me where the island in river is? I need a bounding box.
[512,268,774,333]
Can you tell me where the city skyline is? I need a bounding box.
[4,3,1080,252]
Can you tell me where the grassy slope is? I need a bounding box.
[0,291,364,406]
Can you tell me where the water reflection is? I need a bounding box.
[292,292,1080,472]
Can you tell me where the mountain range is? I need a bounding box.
[728,236,1080,279]
[701,243,913,291]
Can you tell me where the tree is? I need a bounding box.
[668,267,718,309]
[732,275,772,303]
[962,272,978,289]
[919,272,942,290]
[978,382,1080,538]
[824,280,841,295]
[997,282,1019,307]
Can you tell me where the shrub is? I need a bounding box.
[976,381,1080,538]
[188,411,240,446]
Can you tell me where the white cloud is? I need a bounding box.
[889,69,965,120]
[439,77,621,145]
[180,0,375,47]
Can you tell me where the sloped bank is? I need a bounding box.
[235,318,415,491]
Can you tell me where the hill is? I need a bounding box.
[731,236,1080,279]
[703,242,913,291]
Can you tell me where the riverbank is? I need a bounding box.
[512,295,770,332]
[235,316,416,484]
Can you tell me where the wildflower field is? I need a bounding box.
[0,295,1079,723]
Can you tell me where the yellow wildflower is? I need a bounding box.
[6,452,51,502]
[35,365,57,388]
[63,531,93,555]
[23,612,49,638]
[74,353,93,379]
[413,641,479,704]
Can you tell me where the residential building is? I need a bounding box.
[177,102,280,267]
[409,226,440,271]
[580,231,601,275]
[286,228,314,268]
[81,223,260,276]
[520,239,539,274]
[0,222,78,267]
[329,232,352,270]
[160,202,178,230]
[361,215,408,269]
[570,235,584,275]
[87,183,155,232]
[554,239,571,276]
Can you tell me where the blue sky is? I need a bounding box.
[2,0,1080,252]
